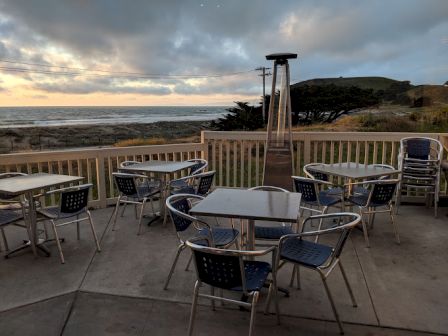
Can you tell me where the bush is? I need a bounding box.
[211,102,264,131]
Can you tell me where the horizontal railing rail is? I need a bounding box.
[1,131,447,208]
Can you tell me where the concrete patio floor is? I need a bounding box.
[0,203,447,336]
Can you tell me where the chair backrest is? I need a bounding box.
[186,241,246,292]
[195,171,215,196]
[400,137,443,161]
[303,163,329,181]
[113,173,139,197]
[284,213,361,265]
[370,164,395,180]
[120,161,140,168]
[367,180,398,206]
[59,184,91,214]
[292,176,319,203]
[188,159,208,175]
[165,194,203,233]
[0,173,27,200]
[249,185,289,192]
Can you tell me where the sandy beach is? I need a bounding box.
[0,120,211,154]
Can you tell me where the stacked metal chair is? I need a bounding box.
[396,137,443,218]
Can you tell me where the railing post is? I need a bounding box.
[303,136,311,165]
[95,151,108,209]
[201,131,209,161]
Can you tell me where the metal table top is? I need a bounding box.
[0,173,83,196]
[309,162,400,180]
[190,188,301,223]
[120,160,196,174]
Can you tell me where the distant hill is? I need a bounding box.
[406,85,448,104]
[292,76,404,92]
[291,76,448,106]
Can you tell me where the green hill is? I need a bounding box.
[292,76,404,92]
[406,85,448,104]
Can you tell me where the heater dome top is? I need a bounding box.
[266,53,297,61]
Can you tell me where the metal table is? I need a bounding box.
[0,173,83,258]
[189,188,301,251]
[120,160,196,224]
[309,162,400,193]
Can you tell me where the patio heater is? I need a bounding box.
[263,52,297,191]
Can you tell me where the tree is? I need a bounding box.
[290,84,379,124]
[211,102,264,131]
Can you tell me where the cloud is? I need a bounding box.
[0,0,446,99]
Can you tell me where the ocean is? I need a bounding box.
[0,106,228,128]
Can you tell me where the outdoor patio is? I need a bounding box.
[1,202,447,336]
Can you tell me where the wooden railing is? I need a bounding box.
[1,131,447,208]
[202,131,448,192]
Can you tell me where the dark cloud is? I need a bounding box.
[0,0,446,97]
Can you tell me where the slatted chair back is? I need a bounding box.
[165,194,205,233]
[303,163,329,181]
[406,138,431,160]
[59,184,91,215]
[292,176,319,204]
[196,171,215,196]
[113,173,139,197]
[188,242,246,293]
[188,159,208,176]
[367,180,398,207]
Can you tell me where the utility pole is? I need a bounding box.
[256,66,271,124]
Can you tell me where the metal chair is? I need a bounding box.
[292,176,342,225]
[169,159,208,190]
[169,171,215,196]
[186,239,279,336]
[247,186,296,244]
[396,137,443,217]
[0,172,28,252]
[109,172,162,235]
[274,212,361,335]
[352,164,395,196]
[303,163,344,196]
[37,184,101,264]
[119,161,140,170]
[164,193,239,290]
[346,179,400,247]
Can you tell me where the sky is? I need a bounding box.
[0,0,447,106]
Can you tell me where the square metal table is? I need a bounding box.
[310,162,401,181]
[189,188,301,251]
[120,160,197,224]
[0,173,84,257]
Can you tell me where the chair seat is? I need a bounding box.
[280,238,333,268]
[255,225,294,240]
[37,206,85,220]
[170,180,190,189]
[353,185,370,195]
[232,261,271,292]
[197,227,239,247]
[321,186,344,196]
[0,209,23,226]
[126,185,161,201]
[318,192,341,207]
[170,186,196,195]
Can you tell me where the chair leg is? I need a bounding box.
[210,286,216,311]
[121,202,127,217]
[87,211,101,252]
[321,275,344,335]
[434,191,438,218]
[389,206,400,244]
[110,198,121,231]
[248,291,260,336]
[188,281,200,336]
[76,216,80,240]
[51,220,65,264]
[164,244,184,290]
[137,200,147,236]
[185,252,193,271]
[338,261,357,307]
[360,209,370,248]
[1,227,9,251]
